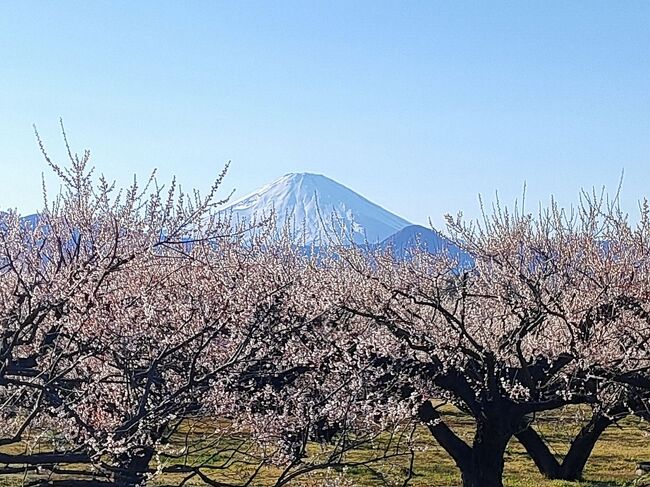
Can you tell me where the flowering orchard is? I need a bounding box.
[327,195,650,487]
[0,132,417,487]
[0,134,648,487]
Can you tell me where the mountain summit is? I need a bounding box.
[223,173,411,244]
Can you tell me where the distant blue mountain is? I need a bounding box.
[21,213,40,227]
[376,224,473,266]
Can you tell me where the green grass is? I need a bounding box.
[2,407,649,486]
[151,406,650,486]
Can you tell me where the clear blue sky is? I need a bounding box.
[1,1,649,227]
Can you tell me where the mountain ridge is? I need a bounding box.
[377,224,472,265]
[223,172,412,244]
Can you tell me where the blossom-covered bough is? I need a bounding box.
[1,128,649,487]
[328,195,650,487]
[0,128,417,486]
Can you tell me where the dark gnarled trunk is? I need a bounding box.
[460,418,511,487]
[419,401,514,487]
[516,412,614,481]
[112,447,155,487]
[559,413,612,479]
[515,426,561,478]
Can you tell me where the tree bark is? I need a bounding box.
[516,412,614,481]
[515,427,561,478]
[418,401,471,469]
[112,447,154,487]
[0,451,91,465]
[419,401,513,487]
[557,413,611,480]
[461,419,511,487]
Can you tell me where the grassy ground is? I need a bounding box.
[285,406,650,487]
[1,407,648,486]
[404,407,650,487]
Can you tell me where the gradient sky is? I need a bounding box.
[1,1,649,228]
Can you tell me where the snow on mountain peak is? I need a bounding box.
[223,173,411,244]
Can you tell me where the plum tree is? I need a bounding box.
[326,195,650,487]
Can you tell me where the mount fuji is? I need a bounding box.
[223,173,412,244]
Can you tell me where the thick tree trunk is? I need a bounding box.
[460,420,510,487]
[418,401,513,487]
[112,447,154,487]
[515,427,561,478]
[557,414,611,480]
[516,413,613,480]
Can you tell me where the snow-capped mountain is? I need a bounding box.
[223,173,411,244]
